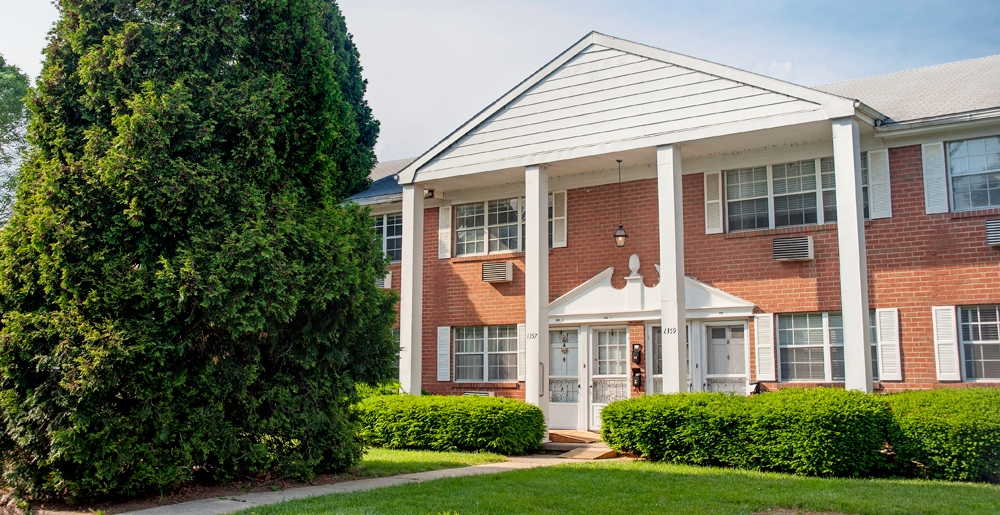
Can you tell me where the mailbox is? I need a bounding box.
[631,343,642,364]
[632,369,642,388]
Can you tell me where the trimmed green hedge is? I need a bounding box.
[602,387,1000,482]
[888,388,1000,482]
[354,395,545,455]
[601,389,892,478]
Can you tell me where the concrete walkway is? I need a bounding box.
[84,455,566,515]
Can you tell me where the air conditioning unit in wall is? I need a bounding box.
[987,219,1000,246]
[464,391,495,397]
[375,272,392,289]
[482,261,513,283]
[773,236,814,261]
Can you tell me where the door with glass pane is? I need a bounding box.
[589,328,629,430]
[705,324,748,393]
[548,330,580,429]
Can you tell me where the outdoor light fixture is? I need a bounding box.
[613,159,628,248]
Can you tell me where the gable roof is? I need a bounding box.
[399,32,868,185]
[815,54,1000,124]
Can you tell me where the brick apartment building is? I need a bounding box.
[349,33,1000,431]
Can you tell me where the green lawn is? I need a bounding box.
[352,448,505,478]
[236,460,1000,515]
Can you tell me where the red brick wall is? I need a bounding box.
[864,145,1000,391]
[420,207,527,398]
[412,142,1000,396]
[683,144,1000,391]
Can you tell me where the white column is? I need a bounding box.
[525,165,550,414]
[399,184,424,395]
[657,144,688,393]
[832,117,873,392]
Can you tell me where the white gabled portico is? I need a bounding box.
[396,31,883,404]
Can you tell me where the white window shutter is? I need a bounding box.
[551,191,567,248]
[704,172,724,234]
[517,323,527,381]
[868,149,892,219]
[437,326,451,381]
[931,306,961,381]
[921,142,949,214]
[875,308,902,381]
[754,314,776,382]
[438,206,452,259]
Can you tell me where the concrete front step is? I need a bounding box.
[548,429,601,444]
[539,441,618,460]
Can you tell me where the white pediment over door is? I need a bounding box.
[549,256,755,324]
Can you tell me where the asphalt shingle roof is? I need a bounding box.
[346,157,414,204]
[814,54,1000,123]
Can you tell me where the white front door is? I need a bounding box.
[588,327,630,430]
[705,324,749,393]
[547,329,580,429]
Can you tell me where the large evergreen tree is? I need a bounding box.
[0,0,396,500]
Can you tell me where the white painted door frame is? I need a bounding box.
[586,325,630,431]
[701,320,751,393]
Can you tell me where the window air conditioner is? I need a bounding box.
[772,236,814,261]
[986,219,1000,246]
[482,261,513,283]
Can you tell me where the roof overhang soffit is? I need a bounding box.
[399,32,876,185]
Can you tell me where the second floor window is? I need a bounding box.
[948,136,1000,211]
[725,156,871,232]
[374,213,403,262]
[455,199,521,256]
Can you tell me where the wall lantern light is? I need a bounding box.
[613,159,628,248]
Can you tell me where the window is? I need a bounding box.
[725,156,871,231]
[455,198,519,256]
[771,159,819,227]
[374,213,403,262]
[948,136,1000,211]
[777,312,844,382]
[454,325,518,382]
[595,328,628,375]
[453,194,563,256]
[959,305,1000,380]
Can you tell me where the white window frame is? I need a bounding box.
[593,327,629,376]
[958,305,1000,381]
[374,212,403,262]
[453,325,519,382]
[452,194,563,257]
[777,312,845,382]
[724,156,871,232]
[946,136,1000,212]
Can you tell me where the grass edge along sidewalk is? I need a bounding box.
[232,460,1000,515]
[111,455,561,515]
[29,449,508,515]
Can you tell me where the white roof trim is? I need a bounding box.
[400,32,870,185]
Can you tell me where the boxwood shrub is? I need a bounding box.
[887,388,1000,482]
[354,395,545,455]
[603,387,1000,482]
[602,388,895,478]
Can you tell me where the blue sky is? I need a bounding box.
[2,0,999,161]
